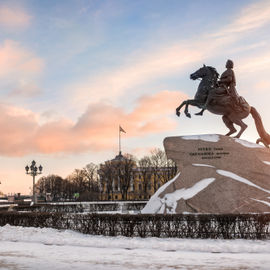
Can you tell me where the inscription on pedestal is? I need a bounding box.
[189,147,230,159]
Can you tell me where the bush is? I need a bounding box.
[0,211,269,239]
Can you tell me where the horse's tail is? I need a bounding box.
[250,106,270,148]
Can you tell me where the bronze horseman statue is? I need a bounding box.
[176,59,270,147]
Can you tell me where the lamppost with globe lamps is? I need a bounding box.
[25,160,43,204]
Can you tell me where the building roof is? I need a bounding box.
[111,151,127,162]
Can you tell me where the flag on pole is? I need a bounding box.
[119,125,126,133]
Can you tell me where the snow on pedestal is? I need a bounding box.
[142,134,270,214]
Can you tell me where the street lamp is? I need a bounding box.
[25,160,43,204]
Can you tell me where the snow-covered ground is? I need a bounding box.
[0,225,270,269]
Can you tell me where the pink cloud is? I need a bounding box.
[0,6,31,29]
[0,40,43,79]
[0,104,38,156]
[0,90,187,156]
[130,90,182,121]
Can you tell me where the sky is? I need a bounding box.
[1,0,270,194]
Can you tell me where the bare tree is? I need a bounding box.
[36,174,66,201]
[150,148,178,191]
[82,163,99,200]
[35,164,100,202]
[36,176,46,196]
[117,154,136,200]
[67,169,87,194]
[98,160,116,200]
[150,148,166,192]
[83,163,97,191]
[161,158,178,185]
[138,156,152,199]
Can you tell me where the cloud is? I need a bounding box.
[132,146,157,158]
[8,81,41,97]
[0,104,38,156]
[129,90,184,122]
[254,80,270,93]
[215,0,270,36]
[69,34,231,109]
[0,40,44,99]
[0,90,186,156]
[237,51,270,75]
[69,44,202,106]
[2,1,269,156]
[0,5,31,29]
[73,90,187,150]
[0,40,44,79]
[69,1,270,109]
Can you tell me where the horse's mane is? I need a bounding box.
[207,66,219,78]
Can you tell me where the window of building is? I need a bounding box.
[115,195,118,200]
[139,184,142,191]
[148,184,151,190]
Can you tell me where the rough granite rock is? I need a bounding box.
[142,134,270,214]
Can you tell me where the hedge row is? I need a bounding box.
[0,211,269,239]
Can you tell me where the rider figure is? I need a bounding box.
[196,59,240,115]
[219,59,238,101]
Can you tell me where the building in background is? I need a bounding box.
[98,151,177,201]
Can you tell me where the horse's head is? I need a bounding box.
[190,65,207,80]
[190,65,219,82]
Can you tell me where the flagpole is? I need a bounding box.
[119,125,121,154]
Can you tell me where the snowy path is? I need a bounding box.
[0,225,270,270]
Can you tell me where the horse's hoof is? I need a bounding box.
[186,113,191,118]
[176,111,180,117]
[195,112,203,116]
[256,138,269,148]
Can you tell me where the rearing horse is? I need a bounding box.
[176,65,270,147]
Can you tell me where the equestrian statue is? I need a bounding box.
[176,60,270,147]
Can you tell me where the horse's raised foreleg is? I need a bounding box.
[176,99,203,118]
[176,100,187,117]
[195,108,205,116]
[184,99,203,118]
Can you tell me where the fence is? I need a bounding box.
[13,201,147,213]
[0,211,269,239]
